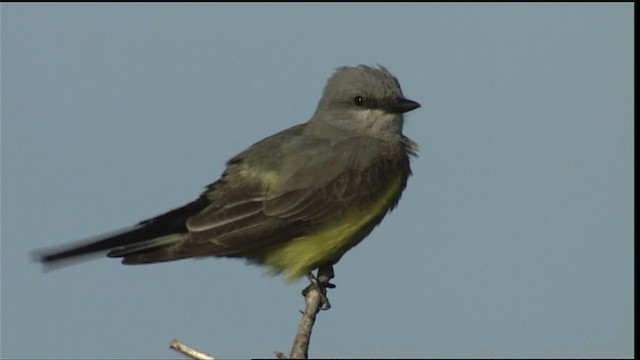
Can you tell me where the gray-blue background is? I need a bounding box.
[1,3,633,359]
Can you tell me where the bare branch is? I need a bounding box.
[289,283,323,359]
[288,265,335,359]
[172,266,335,359]
[170,339,215,360]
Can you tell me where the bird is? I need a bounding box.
[35,65,421,290]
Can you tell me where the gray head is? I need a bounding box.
[310,65,420,137]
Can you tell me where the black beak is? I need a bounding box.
[383,97,421,114]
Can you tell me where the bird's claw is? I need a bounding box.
[303,265,335,311]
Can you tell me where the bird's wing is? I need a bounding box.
[37,128,411,267]
[164,134,411,259]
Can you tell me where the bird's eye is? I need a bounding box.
[353,96,365,106]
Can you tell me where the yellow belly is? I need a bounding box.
[252,175,404,282]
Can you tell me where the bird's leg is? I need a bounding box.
[303,274,331,311]
[316,264,335,289]
[303,265,336,310]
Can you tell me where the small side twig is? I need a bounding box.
[170,339,215,360]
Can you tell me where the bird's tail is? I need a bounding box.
[34,225,187,270]
[33,197,210,270]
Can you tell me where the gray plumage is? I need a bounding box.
[36,65,421,280]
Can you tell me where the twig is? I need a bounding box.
[170,339,215,360]
[289,282,323,359]
[288,265,334,359]
[171,266,334,359]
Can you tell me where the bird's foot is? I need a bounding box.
[303,265,335,311]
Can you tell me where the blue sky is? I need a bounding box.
[1,3,633,358]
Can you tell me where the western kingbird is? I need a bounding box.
[36,65,421,283]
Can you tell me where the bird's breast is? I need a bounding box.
[252,172,407,282]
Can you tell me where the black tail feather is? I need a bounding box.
[34,196,210,268]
